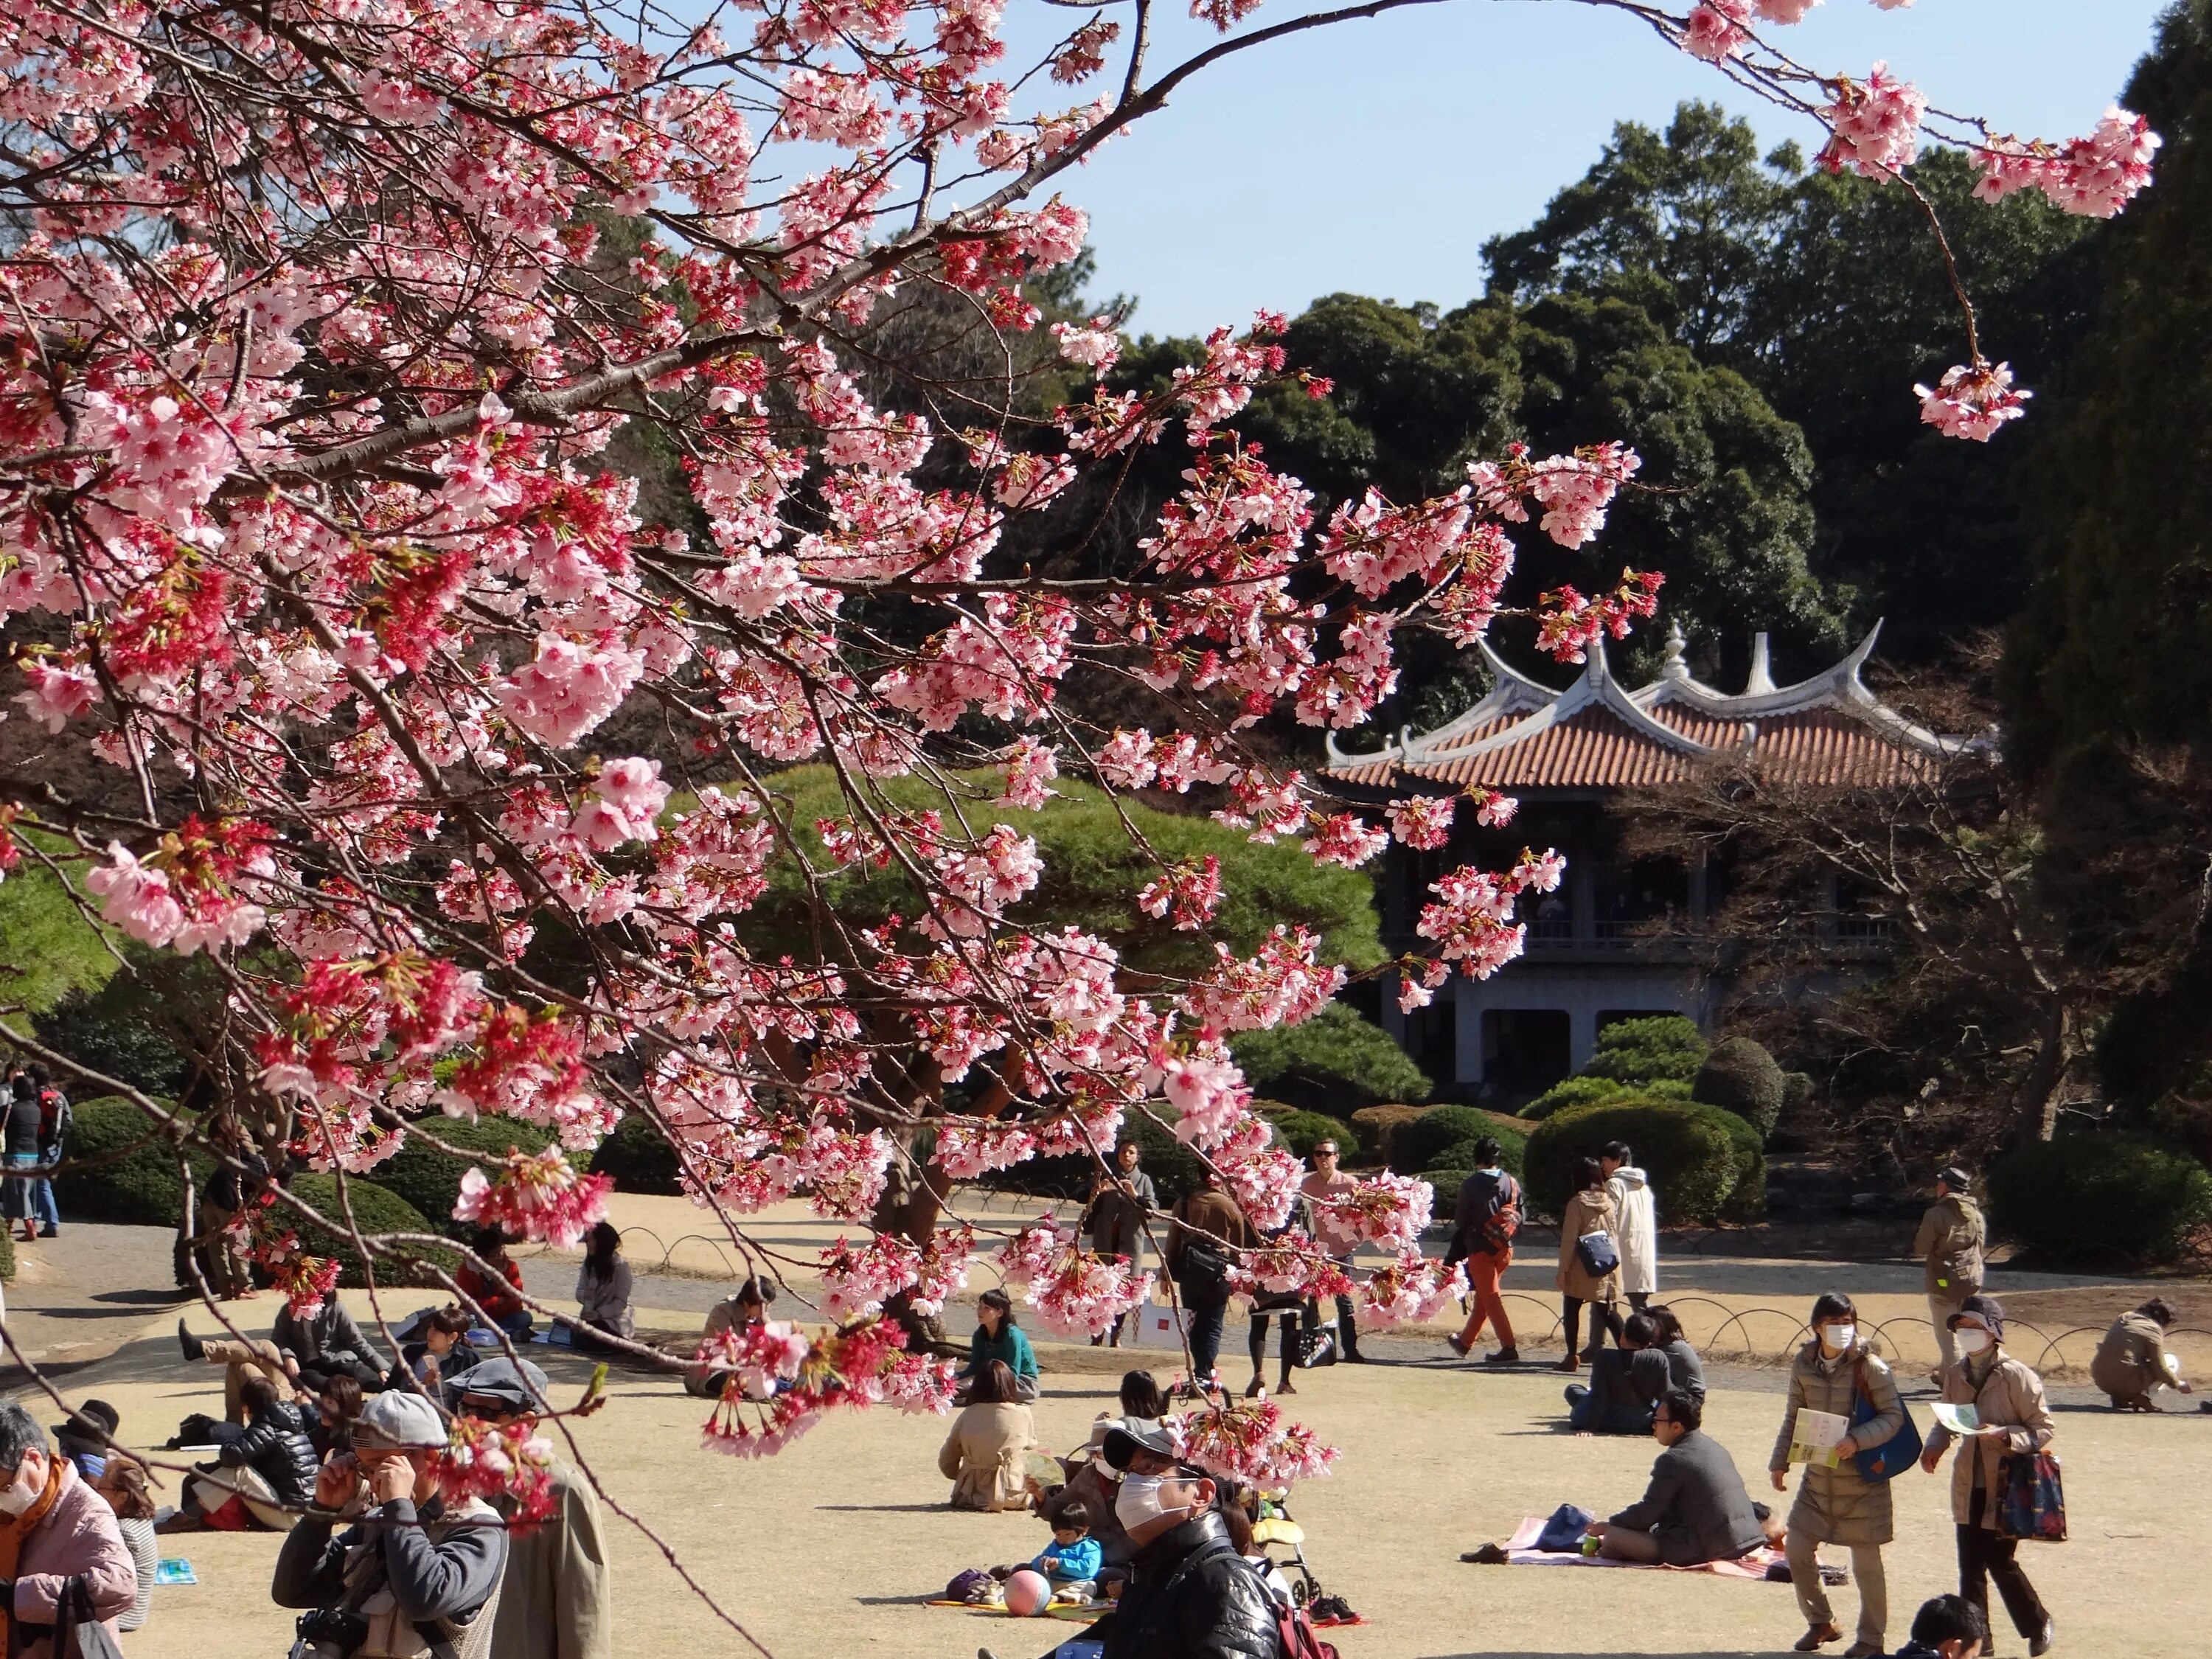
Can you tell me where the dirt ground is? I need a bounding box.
[80,1286,2212,1659]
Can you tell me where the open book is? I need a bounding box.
[1786,1408,1852,1467]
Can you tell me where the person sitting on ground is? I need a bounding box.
[955,1288,1039,1405]
[165,1374,318,1533]
[52,1400,118,1482]
[93,1457,159,1637]
[1087,1423,1280,1659]
[456,1228,535,1342]
[1097,1368,1169,1440]
[308,1374,364,1462]
[176,1320,299,1429]
[1041,1435,1136,1585]
[1565,1310,1670,1435]
[0,1402,137,1659]
[1647,1304,1708,1406]
[388,1307,482,1399]
[571,1221,635,1349]
[1029,1514,1104,1589]
[1588,1389,1768,1566]
[1219,1490,1295,1612]
[271,1391,507,1659]
[937,1359,1036,1512]
[2089,1297,2191,1411]
[273,1295,387,1394]
[1890,1593,1990,1659]
[686,1276,777,1399]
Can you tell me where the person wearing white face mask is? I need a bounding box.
[1081,1425,1279,1659]
[1769,1293,1904,1658]
[0,1402,136,1659]
[1921,1295,2056,1658]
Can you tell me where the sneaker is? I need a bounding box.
[1484,1346,1520,1365]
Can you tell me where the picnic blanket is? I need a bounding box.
[1493,1515,1789,1579]
[926,1599,1106,1622]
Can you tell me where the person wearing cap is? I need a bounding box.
[454,1357,613,1659]
[271,1389,507,1659]
[53,1400,119,1482]
[2089,1296,2192,1411]
[1919,1294,2056,1658]
[1913,1168,1986,1377]
[1085,1425,1279,1659]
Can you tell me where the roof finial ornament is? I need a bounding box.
[1745,630,1776,696]
[1662,619,1689,680]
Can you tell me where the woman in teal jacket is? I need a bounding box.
[957,1288,1040,1402]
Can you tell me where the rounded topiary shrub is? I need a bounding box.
[1348,1105,1426,1169]
[1228,1002,1431,1113]
[1692,1036,1787,1141]
[52,1096,211,1226]
[1523,1099,1750,1225]
[1434,1121,1527,1178]
[1989,1134,2212,1264]
[1583,1016,1708,1087]
[1262,1109,1360,1161]
[1392,1105,1498,1174]
[1708,1105,1767,1222]
[1420,1169,1472,1216]
[588,1111,685,1195]
[284,1172,453,1286]
[377,1114,554,1233]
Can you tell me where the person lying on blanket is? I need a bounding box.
[1587,1389,1770,1566]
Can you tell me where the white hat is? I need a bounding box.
[355,1391,449,1450]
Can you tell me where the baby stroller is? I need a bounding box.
[1251,1488,1353,1621]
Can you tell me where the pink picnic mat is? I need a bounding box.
[1498,1515,1787,1578]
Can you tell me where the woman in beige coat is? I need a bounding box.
[936,1360,1035,1512]
[1555,1157,1621,1373]
[1768,1293,1904,1658]
[1919,1295,2056,1657]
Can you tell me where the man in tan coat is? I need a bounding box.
[456,1358,614,1659]
[1913,1166,1985,1376]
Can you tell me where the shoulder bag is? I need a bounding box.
[1848,1359,1923,1482]
[1573,1228,1618,1279]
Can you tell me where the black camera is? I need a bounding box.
[287,1607,369,1659]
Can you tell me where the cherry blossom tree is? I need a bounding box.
[0,0,2161,1579]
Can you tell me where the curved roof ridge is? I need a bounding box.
[1321,635,1557,768]
[1433,636,1714,767]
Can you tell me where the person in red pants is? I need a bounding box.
[1445,1138,1522,1364]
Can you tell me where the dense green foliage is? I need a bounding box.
[287,1173,453,1287]
[0,855,118,1017]
[978,1107,1208,1206]
[1260,1107,1360,1161]
[52,1096,211,1225]
[1692,1035,1788,1141]
[1525,1099,1764,1225]
[1522,1074,1691,1121]
[1989,1133,2212,1263]
[588,1112,686,1195]
[1348,1105,1426,1169]
[1582,1016,1710,1087]
[377,1115,554,1233]
[1393,1105,1501,1174]
[1230,1003,1430,1113]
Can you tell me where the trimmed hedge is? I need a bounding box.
[52,1096,211,1225]
[588,1112,685,1195]
[1229,1003,1431,1113]
[1393,1105,1496,1174]
[1432,1122,1528,1180]
[1524,1099,1761,1225]
[1348,1105,1425,1170]
[1693,1037,1787,1141]
[377,1115,554,1233]
[1582,1016,1708,1087]
[1419,1169,1472,1216]
[1262,1108,1360,1161]
[1520,1074,1691,1121]
[1989,1134,2212,1263]
[285,1172,454,1287]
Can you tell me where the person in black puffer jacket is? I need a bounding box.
[168,1374,319,1533]
[1088,1425,1280,1659]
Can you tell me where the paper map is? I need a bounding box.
[1933,1402,1997,1436]
[1787,1408,1852,1466]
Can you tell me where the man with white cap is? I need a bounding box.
[453,1358,612,1659]
[271,1390,507,1659]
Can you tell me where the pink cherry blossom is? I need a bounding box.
[1915,361,2032,442]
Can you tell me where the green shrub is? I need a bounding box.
[1989,1134,2212,1263]
[1583,1016,1708,1086]
[1229,1003,1430,1113]
[1434,1123,1527,1178]
[1781,1071,1815,1115]
[52,1096,210,1225]
[588,1112,685,1195]
[377,1115,554,1232]
[1709,1107,1767,1222]
[1419,1169,1472,1214]
[285,1172,454,1287]
[1524,1099,1754,1225]
[1348,1105,1425,1168]
[1262,1109,1360,1161]
[1393,1105,1495,1173]
[1692,1036,1788,1140]
[1521,1075,1694,1121]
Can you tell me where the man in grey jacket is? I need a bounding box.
[1591,1389,1767,1565]
[272,1391,505,1658]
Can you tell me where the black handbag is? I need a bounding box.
[1295,1320,1338,1369]
[57,1575,127,1659]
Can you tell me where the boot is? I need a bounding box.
[1484,1346,1520,1365]
[178,1319,205,1362]
[1338,1312,1363,1363]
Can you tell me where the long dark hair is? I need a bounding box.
[1572,1155,1604,1194]
[586,1220,622,1271]
[1647,1305,1686,1348]
[978,1287,1016,1329]
[1119,1369,1167,1419]
[970,1358,1017,1405]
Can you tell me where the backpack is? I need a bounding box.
[1479,1176,1522,1251]
[1271,1599,1340,1659]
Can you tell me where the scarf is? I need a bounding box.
[0,1455,69,1649]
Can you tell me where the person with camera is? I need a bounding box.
[271,1391,506,1659]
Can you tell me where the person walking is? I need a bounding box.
[454,1357,614,1659]
[4,1076,43,1246]
[1084,1140,1159,1349]
[1920,1295,2056,1658]
[1914,1167,1986,1377]
[1601,1139,1658,1312]
[1555,1155,1621,1372]
[27,1068,67,1239]
[1445,1138,1521,1363]
[0,1402,138,1659]
[1297,1138,1364,1363]
[1770,1292,1904,1658]
[1164,1169,1254,1399]
[2089,1297,2191,1411]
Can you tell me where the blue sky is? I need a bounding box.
[1024,0,2176,335]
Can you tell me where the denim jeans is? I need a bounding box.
[30,1178,58,1228]
[1564,1383,1655,1435]
[1188,1300,1227,1388]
